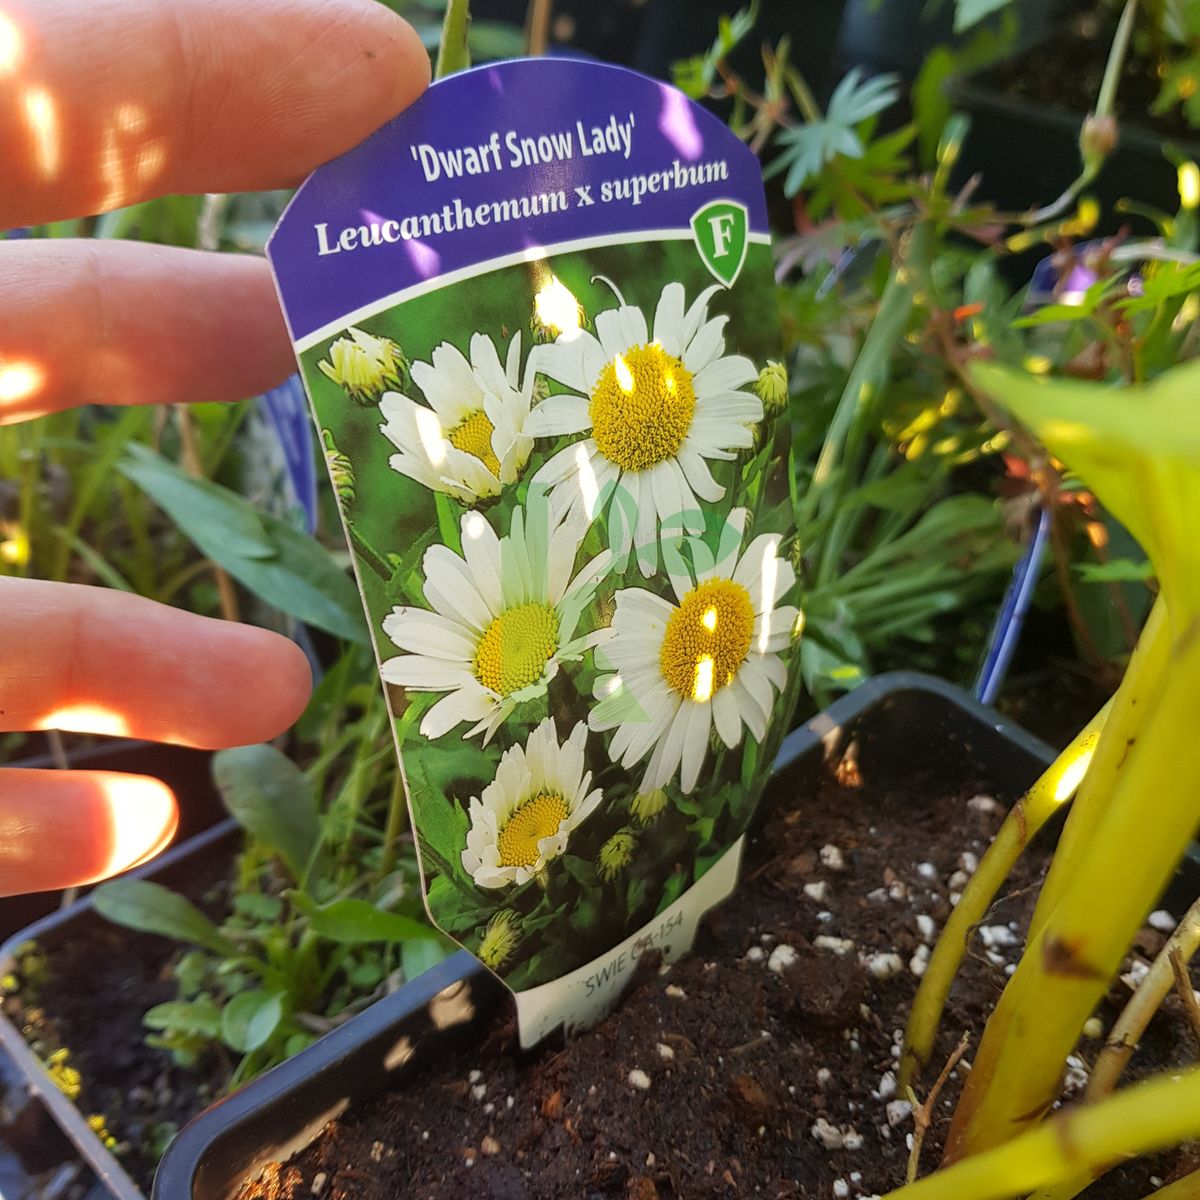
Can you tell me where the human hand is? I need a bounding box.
[0,0,430,896]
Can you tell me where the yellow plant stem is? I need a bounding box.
[1028,894,1200,1200]
[943,626,1200,1162]
[1029,595,1169,945]
[899,700,1112,1091]
[881,1062,1200,1200]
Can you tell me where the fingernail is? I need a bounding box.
[97,774,178,877]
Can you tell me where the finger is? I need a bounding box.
[0,770,178,896]
[0,239,294,423]
[0,0,430,227]
[1,578,313,748]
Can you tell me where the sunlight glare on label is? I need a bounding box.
[691,655,715,704]
[464,510,487,540]
[701,606,718,633]
[575,441,599,516]
[613,354,634,394]
[534,275,583,341]
[414,406,447,466]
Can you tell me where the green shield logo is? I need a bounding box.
[690,200,749,287]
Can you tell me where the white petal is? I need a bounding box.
[634,475,659,577]
[381,656,475,691]
[533,442,584,487]
[595,308,634,360]
[420,685,495,739]
[693,354,758,395]
[642,705,688,792]
[712,687,744,749]
[382,610,477,660]
[459,514,504,616]
[423,545,494,631]
[471,333,513,401]
[676,448,726,503]
[679,701,713,794]
[532,331,605,394]
[415,343,482,424]
[616,304,649,349]
[652,283,687,357]
[682,316,728,374]
[680,285,721,346]
[524,395,593,438]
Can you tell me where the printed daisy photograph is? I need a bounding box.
[297,236,799,990]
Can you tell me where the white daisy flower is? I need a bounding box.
[380,495,611,743]
[461,719,602,889]
[524,282,762,576]
[589,508,798,795]
[379,331,535,504]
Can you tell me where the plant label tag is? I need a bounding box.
[267,57,798,1048]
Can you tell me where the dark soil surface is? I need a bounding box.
[0,851,233,1192]
[986,3,1198,143]
[239,758,1199,1199]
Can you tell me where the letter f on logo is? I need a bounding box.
[690,201,749,287]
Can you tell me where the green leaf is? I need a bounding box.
[92,880,237,956]
[954,0,1013,32]
[1074,558,1156,584]
[232,893,285,922]
[288,892,438,944]
[120,444,273,559]
[118,445,367,642]
[143,996,222,1039]
[768,69,900,198]
[401,937,450,981]
[220,990,285,1053]
[213,744,320,883]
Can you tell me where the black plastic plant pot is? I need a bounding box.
[156,669,1199,1200]
[0,819,238,1200]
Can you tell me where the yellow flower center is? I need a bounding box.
[473,602,560,696]
[497,793,569,868]
[659,578,755,702]
[589,343,696,472]
[448,409,500,477]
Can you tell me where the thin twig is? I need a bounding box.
[525,0,552,56]
[907,1033,971,1183]
[1170,947,1200,1050]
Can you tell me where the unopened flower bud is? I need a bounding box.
[754,360,789,412]
[1079,114,1119,172]
[477,910,522,971]
[598,829,637,881]
[630,788,669,826]
[318,327,409,405]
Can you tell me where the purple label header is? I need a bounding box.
[268,57,770,342]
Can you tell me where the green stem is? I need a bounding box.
[797,230,922,538]
[1096,0,1138,120]
[435,0,472,79]
[378,769,409,879]
[1024,0,1137,226]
